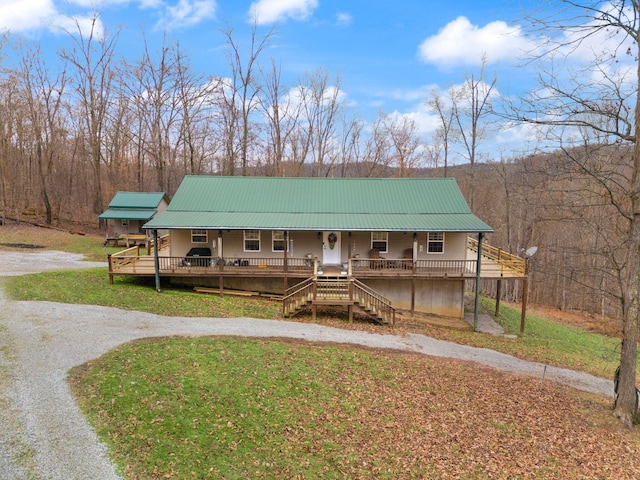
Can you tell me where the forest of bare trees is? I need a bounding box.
[0,21,440,227]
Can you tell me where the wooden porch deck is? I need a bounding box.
[107,237,526,281]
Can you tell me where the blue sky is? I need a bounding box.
[1,0,633,160]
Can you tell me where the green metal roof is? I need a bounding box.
[99,209,158,221]
[99,192,168,220]
[106,192,168,209]
[144,176,493,233]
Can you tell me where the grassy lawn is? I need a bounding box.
[4,269,282,319]
[70,336,640,479]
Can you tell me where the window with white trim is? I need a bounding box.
[121,220,129,227]
[427,232,445,253]
[272,231,288,252]
[244,230,261,252]
[371,232,388,253]
[191,229,208,243]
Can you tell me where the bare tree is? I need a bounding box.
[427,88,456,177]
[514,0,640,427]
[59,15,119,215]
[221,23,274,176]
[451,60,497,207]
[260,59,306,176]
[379,113,425,177]
[17,44,69,225]
[303,68,343,177]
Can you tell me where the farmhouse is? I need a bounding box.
[107,176,526,324]
[99,192,169,246]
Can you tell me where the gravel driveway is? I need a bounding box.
[0,250,614,480]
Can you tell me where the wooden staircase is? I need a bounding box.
[282,275,396,324]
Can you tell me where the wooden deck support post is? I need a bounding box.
[348,279,354,324]
[495,279,502,317]
[108,254,114,285]
[473,232,485,332]
[520,270,529,336]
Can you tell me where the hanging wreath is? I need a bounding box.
[327,232,337,249]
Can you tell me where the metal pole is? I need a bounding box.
[153,229,161,292]
[474,232,485,332]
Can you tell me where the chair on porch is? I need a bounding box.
[402,248,414,269]
[369,248,383,269]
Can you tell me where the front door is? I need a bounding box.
[322,231,341,265]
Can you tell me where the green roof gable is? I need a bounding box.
[99,192,169,220]
[144,176,492,233]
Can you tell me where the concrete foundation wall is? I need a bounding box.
[364,278,465,319]
[171,275,465,319]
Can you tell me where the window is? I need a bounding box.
[244,230,261,251]
[272,231,288,252]
[121,220,129,227]
[371,232,388,253]
[191,229,208,243]
[427,232,445,253]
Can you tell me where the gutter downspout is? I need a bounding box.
[474,232,485,332]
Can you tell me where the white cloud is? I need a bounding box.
[154,0,216,30]
[0,0,57,32]
[336,12,352,27]
[418,16,534,68]
[384,84,440,102]
[68,0,132,7]
[249,0,318,25]
[55,14,105,38]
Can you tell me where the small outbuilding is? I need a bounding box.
[99,192,169,246]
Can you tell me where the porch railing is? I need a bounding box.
[108,245,526,279]
[149,234,170,255]
[157,255,315,272]
[350,257,476,276]
[467,238,526,276]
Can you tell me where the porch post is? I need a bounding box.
[474,232,485,332]
[348,232,352,259]
[153,229,161,292]
[283,231,289,292]
[218,230,224,297]
[411,233,417,316]
[520,265,529,336]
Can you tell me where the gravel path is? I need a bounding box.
[0,250,614,480]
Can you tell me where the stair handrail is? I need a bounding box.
[351,278,396,325]
[282,277,316,316]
